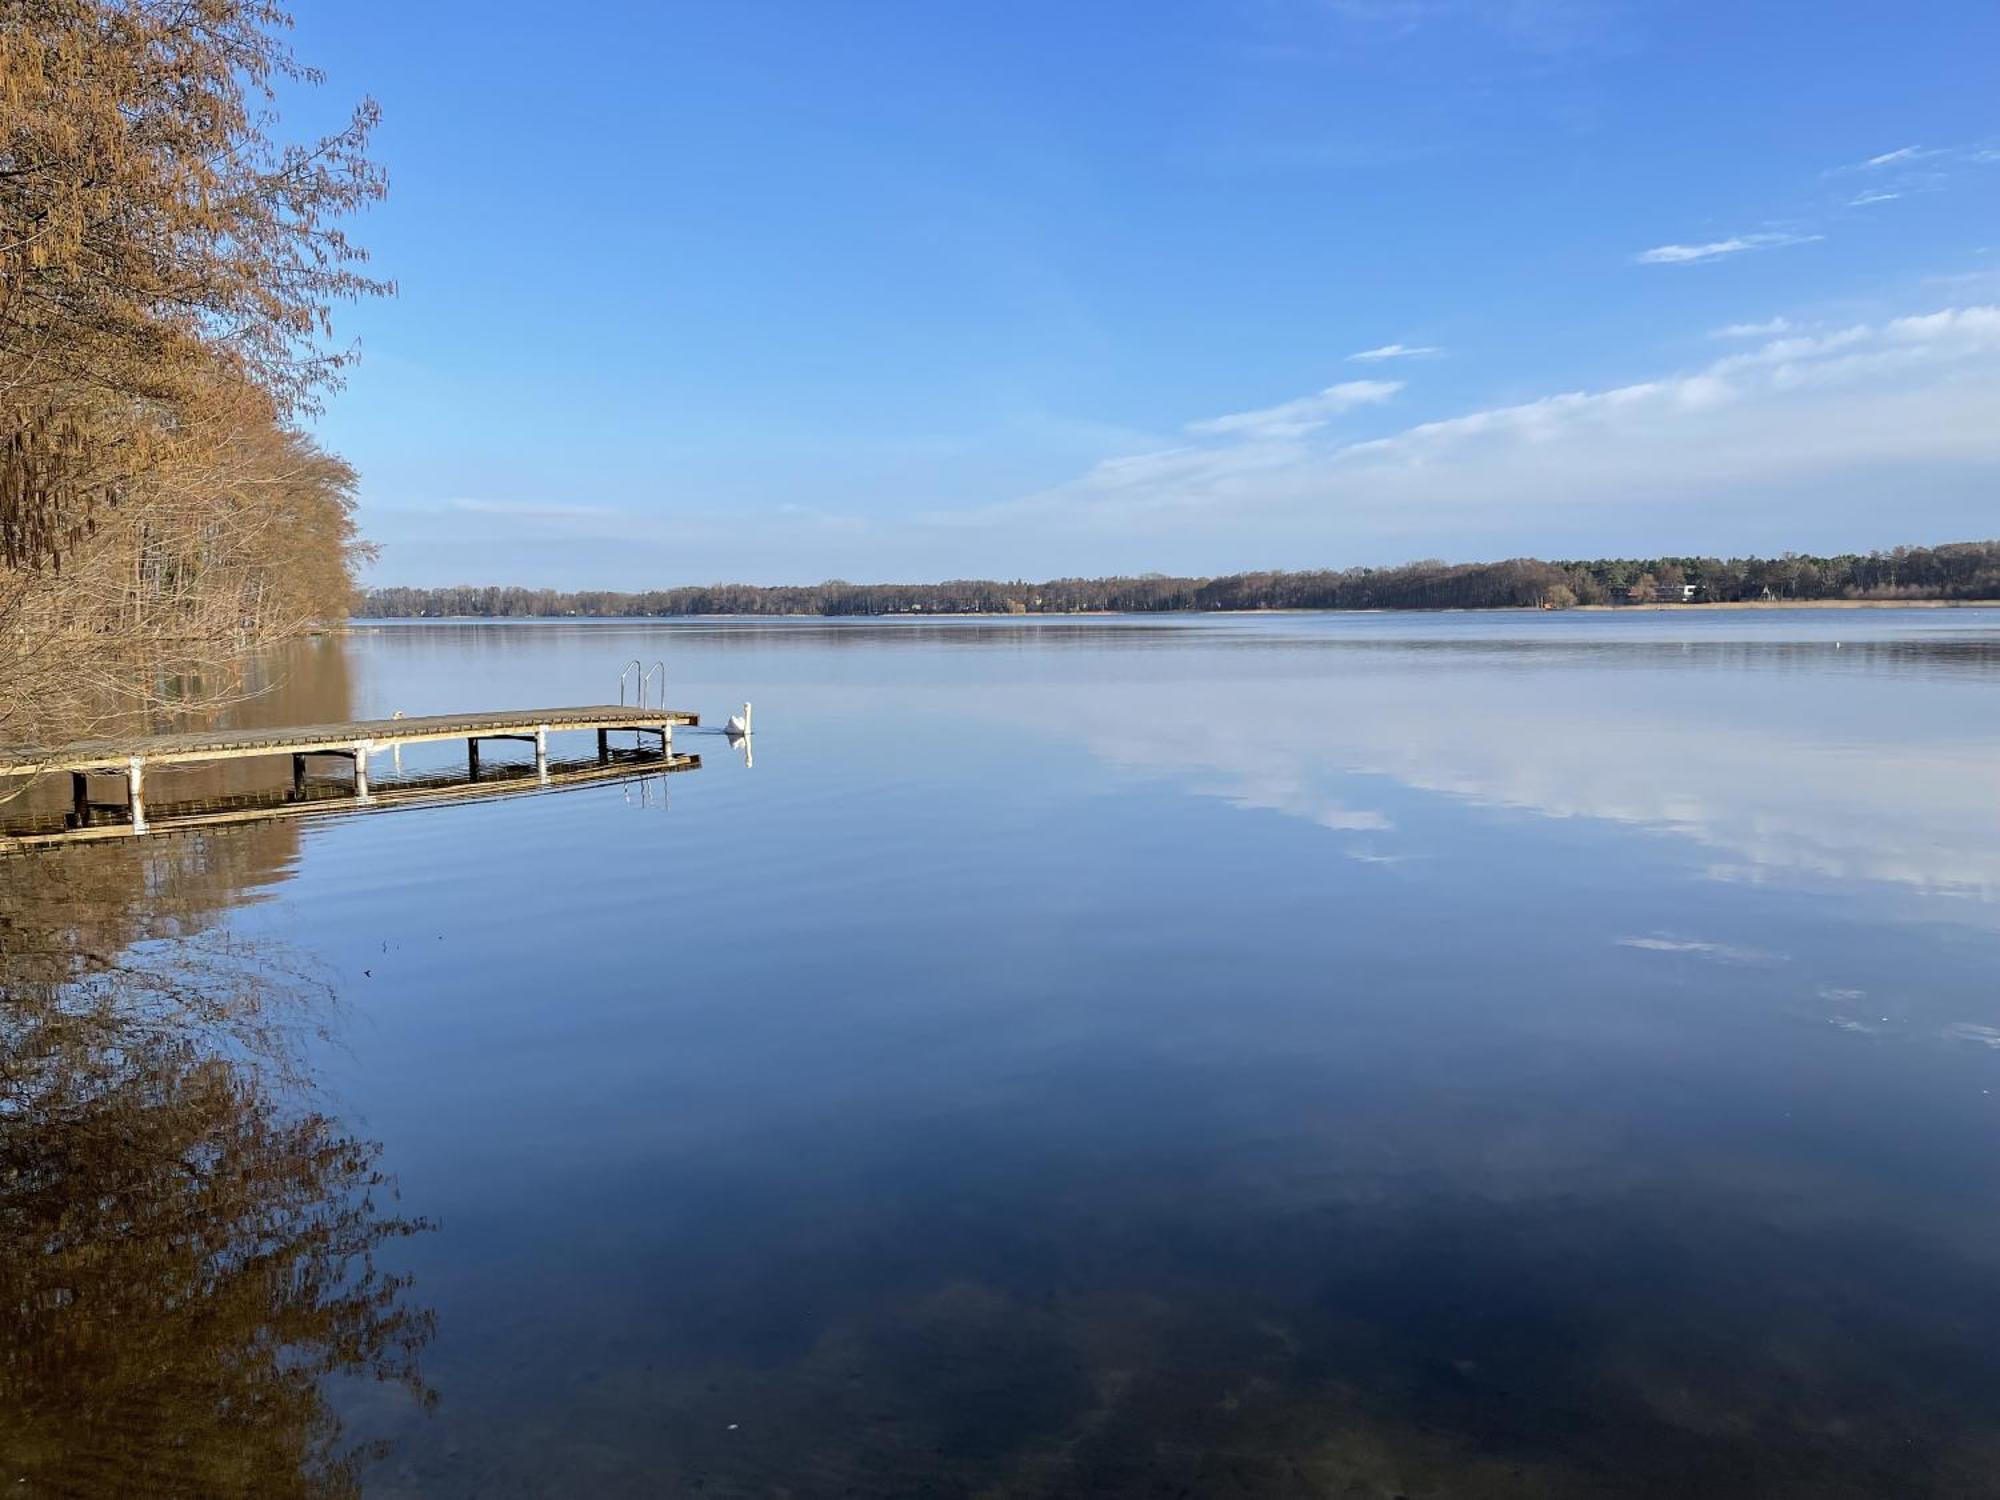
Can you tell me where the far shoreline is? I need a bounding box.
[1573,597,2000,611]
[341,597,2000,626]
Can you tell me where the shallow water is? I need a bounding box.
[11,609,2000,1497]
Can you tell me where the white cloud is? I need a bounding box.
[965,304,2000,544]
[1826,142,2000,178]
[1186,379,1403,440]
[1709,317,1792,339]
[1333,307,1999,456]
[1635,232,1821,265]
[1861,145,1928,169]
[1850,190,1902,206]
[1348,342,1443,361]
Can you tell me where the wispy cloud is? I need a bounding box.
[1861,145,1931,169]
[1635,232,1821,265]
[957,305,2000,548]
[1709,317,1792,339]
[1673,143,2000,275]
[1832,141,2000,175]
[1348,342,1443,362]
[1186,379,1402,440]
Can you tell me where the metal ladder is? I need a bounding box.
[617,659,667,711]
[614,660,669,757]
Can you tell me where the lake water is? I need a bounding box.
[10,609,2000,1497]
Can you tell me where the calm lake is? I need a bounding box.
[11,608,2000,1498]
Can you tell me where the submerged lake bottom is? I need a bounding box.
[9,609,2000,1497]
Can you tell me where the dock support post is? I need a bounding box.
[127,755,147,834]
[352,743,370,800]
[660,723,672,757]
[292,753,307,799]
[535,725,549,783]
[596,728,610,763]
[70,772,88,827]
[467,738,481,780]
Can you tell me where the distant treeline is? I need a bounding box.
[360,541,2000,618]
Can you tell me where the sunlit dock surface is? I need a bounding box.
[0,747,701,852]
[0,704,698,776]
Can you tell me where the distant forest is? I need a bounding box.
[360,540,2000,619]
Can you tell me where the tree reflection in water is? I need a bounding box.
[0,829,435,1498]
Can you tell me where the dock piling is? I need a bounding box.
[126,755,146,834]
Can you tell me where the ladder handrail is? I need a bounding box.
[617,659,643,706]
[641,661,665,712]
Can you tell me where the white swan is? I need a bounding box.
[725,702,753,737]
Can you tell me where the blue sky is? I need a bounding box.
[289,0,2000,587]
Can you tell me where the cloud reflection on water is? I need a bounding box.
[983,629,2000,906]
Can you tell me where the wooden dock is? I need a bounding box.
[0,704,699,835]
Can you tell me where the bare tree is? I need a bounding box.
[0,0,386,742]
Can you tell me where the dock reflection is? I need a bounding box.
[1,750,702,850]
